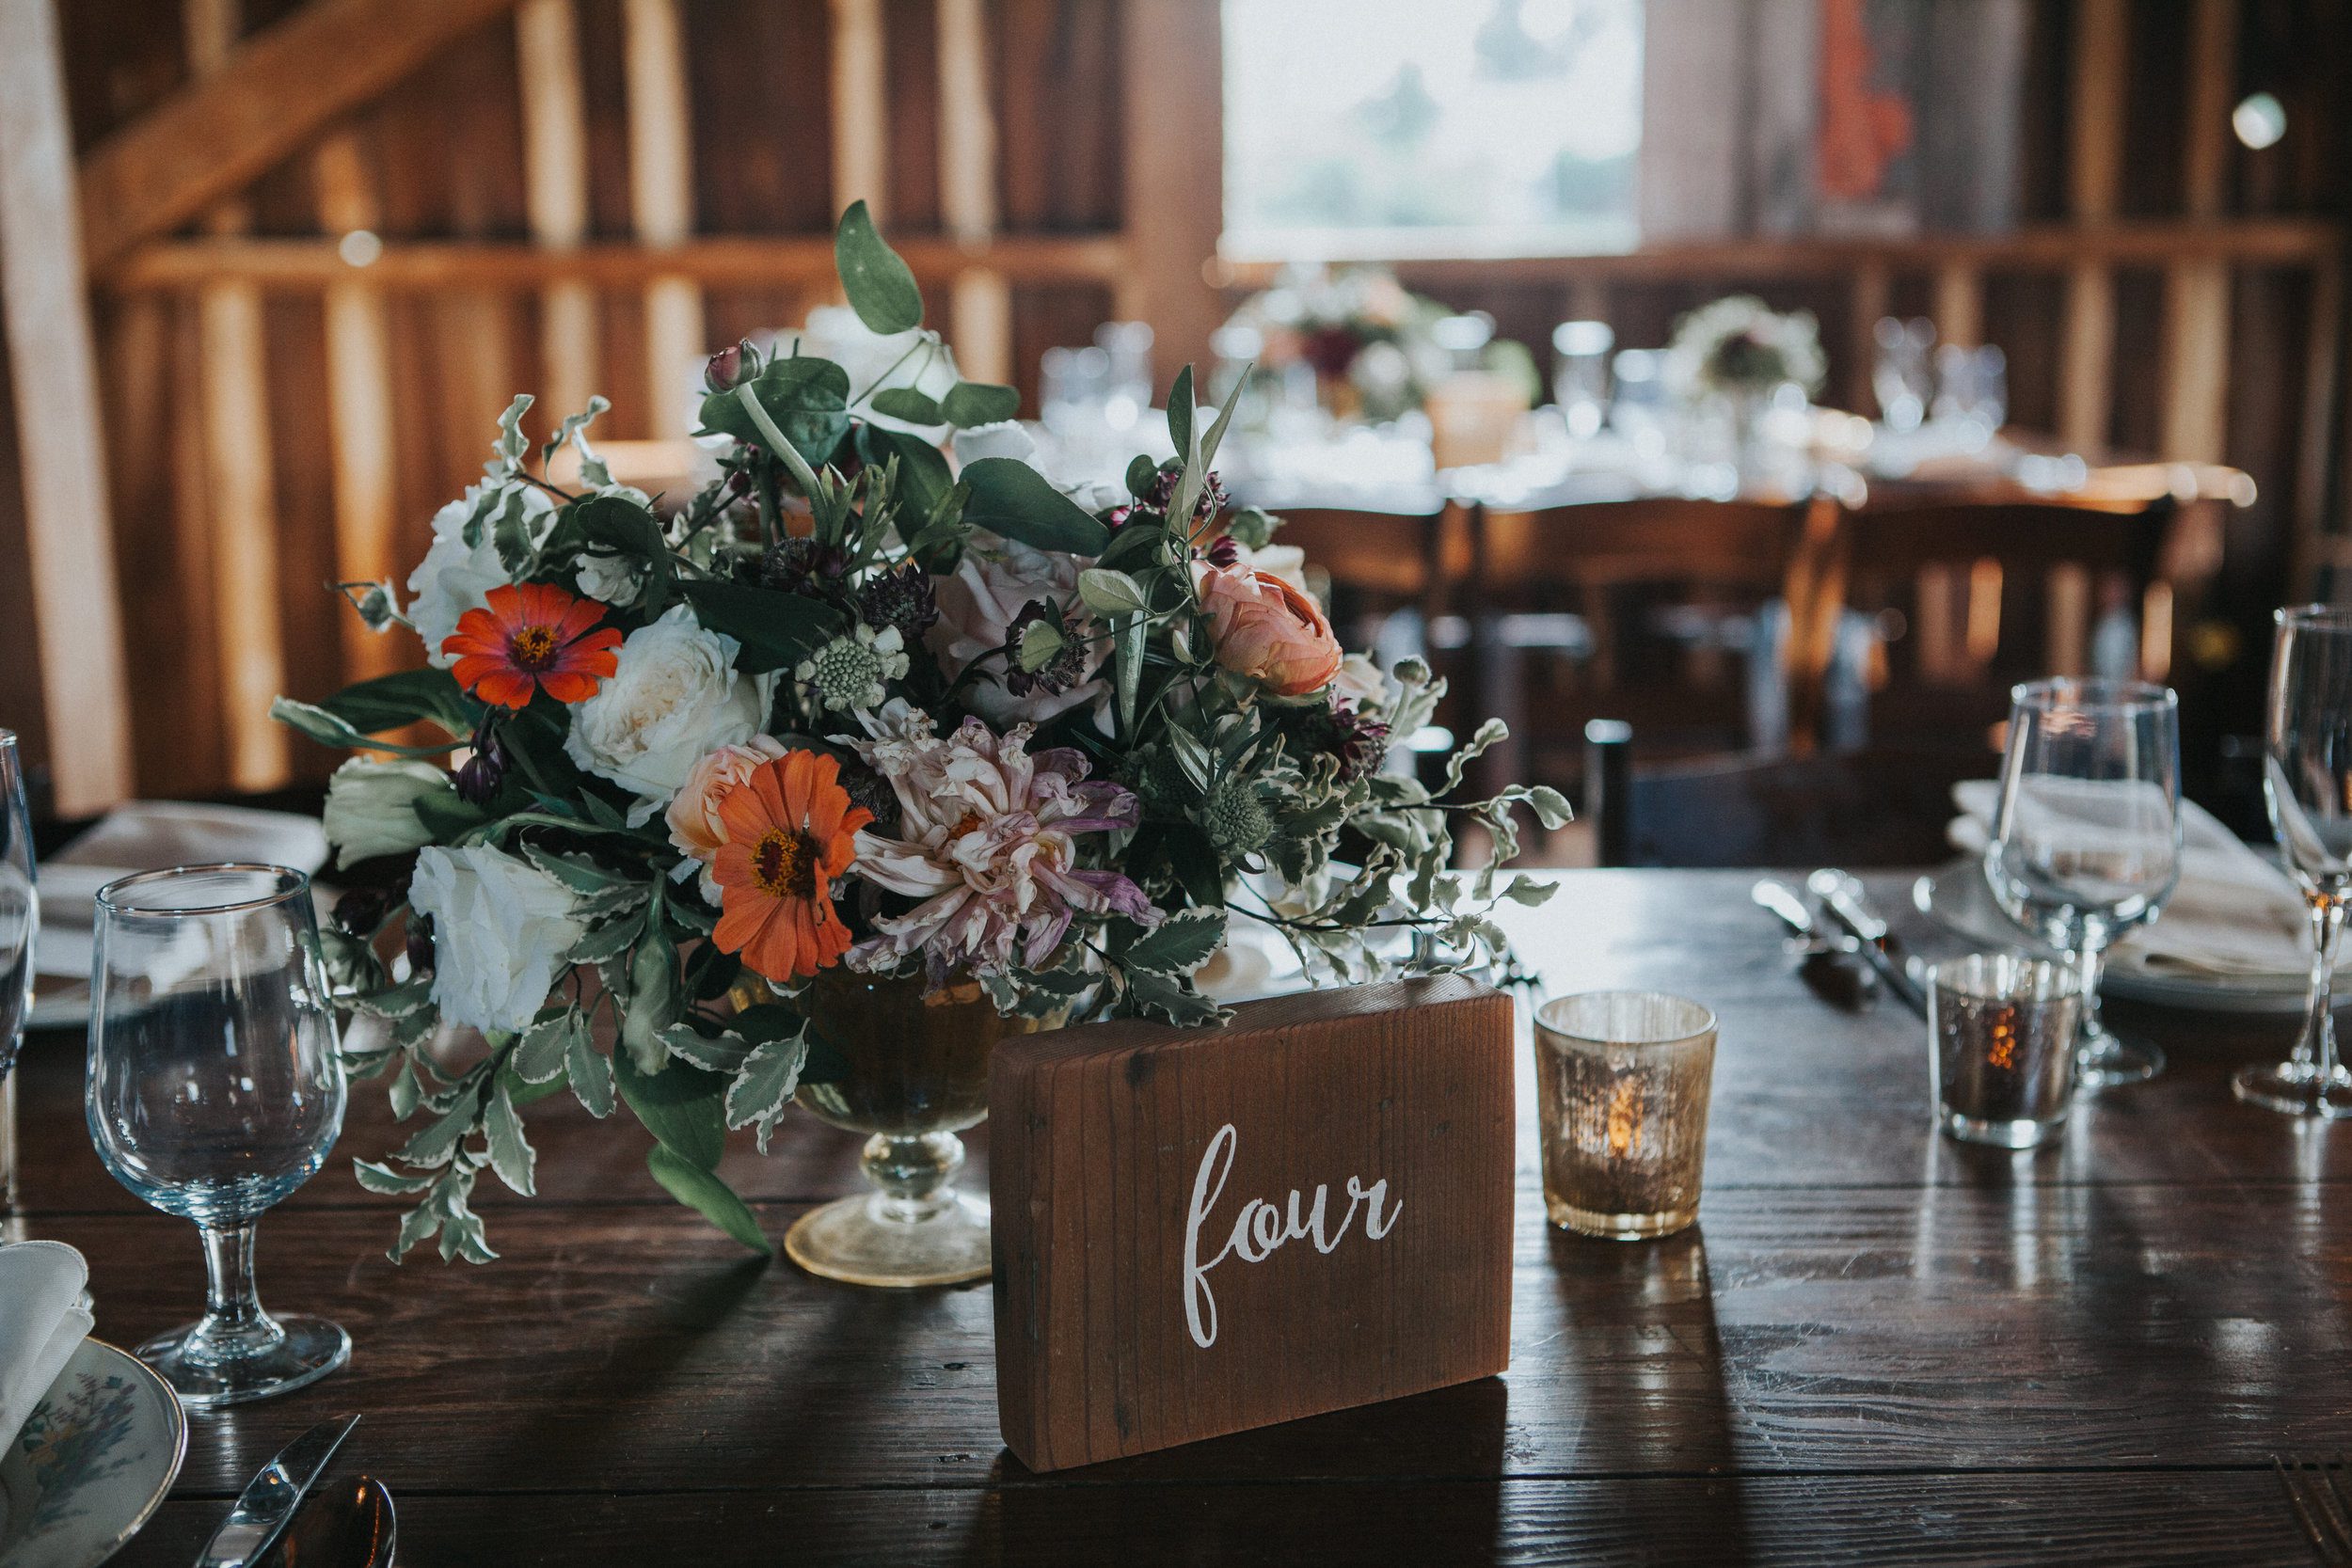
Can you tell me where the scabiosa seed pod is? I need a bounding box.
[1202,777,1275,859]
[760,536,849,594]
[455,724,507,805]
[1003,598,1090,699]
[858,562,940,643]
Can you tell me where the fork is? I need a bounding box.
[2278,1454,2352,1562]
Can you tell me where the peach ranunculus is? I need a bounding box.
[666,736,789,899]
[1194,563,1343,697]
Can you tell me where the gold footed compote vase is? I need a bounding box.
[783,969,1057,1288]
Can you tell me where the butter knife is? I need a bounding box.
[193,1413,360,1568]
[1806,868,1930,1018]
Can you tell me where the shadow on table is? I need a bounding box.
[956,1379,1511,1566]
[1542,1223,1752,1561]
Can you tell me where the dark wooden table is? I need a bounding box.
[18,869,2347,1565]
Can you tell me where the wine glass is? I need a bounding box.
[2236,607,2352,1116]
[1983,679,2182,1088]
[0,731,34,1230]
[87,863,350,1404]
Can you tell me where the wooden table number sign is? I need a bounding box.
[989,974,1517,1471]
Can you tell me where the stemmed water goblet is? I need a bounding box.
[1983,679,2182,1088]
[2236,606,2352,1116]
[87,863,350,1404]
[0,731,34,1232]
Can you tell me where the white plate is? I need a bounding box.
[1913,860,2312,1015]
[0,1338,186,1568]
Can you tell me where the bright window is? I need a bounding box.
[1220,0,1644,261]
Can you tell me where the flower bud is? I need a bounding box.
[455,725,508,805]
[323,757,455,869]
[704,339,756,393]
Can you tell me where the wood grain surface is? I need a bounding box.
[991,977,1515,1469]
[16,868,2352,1564]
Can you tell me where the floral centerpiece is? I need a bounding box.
[278,205,1565,1272]
[1661,294,1826,404]
[1220,265,1534,422]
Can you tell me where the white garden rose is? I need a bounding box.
[574,549,645,609]
[322,757,453,868]
[564,605,772,822]
[405,483,554,667]
[409,844,583,1034]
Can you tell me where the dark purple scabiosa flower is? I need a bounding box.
[455,722,507,805]
[858,562,939,644]
[1002,597,1091,699]
[760,536,850,594]
[1203,533,1241,568]
[1301,702,1391,784]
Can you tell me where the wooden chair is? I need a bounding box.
[1793,496,2173,748]
[1468,498,1819,790]
[1583,720,1987,870]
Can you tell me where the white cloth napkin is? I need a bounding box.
[1950,780,2312,980]
[0,1242,93,1451]
[35,801,329,978]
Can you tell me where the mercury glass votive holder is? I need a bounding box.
[1929,954,2083,1148]
[1534,991,1717,1240]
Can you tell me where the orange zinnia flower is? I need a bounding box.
[442,582,623,709]
[711,751,872,983]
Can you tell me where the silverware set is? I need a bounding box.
[194,1413,395,1568]
[1751,871,1929,1018]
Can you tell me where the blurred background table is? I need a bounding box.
[18,867,2346,1566]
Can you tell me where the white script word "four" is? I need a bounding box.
[1181,1122,1402,1350]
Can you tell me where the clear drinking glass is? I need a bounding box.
[2237,607,2352,1116]
[0,732,34,1228]
[1984,679,2182,1087]
[1929,954,2083,1148]
[1534,991,1716,1240]
[87,864,349,1404]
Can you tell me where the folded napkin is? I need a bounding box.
[1950,780,2312,980]
[35,800,329,978]
[0,1242,93,1451]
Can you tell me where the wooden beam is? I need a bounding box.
[184,0,287,790]
[517,0,597,421]
[313,133,402,683]
[107,233,1136,292]
[1933,262,1981,350]
[78,0,524,273]
[1120,0,1226,382]
[624,0,700,439]
[832,0,888,221]
[0,0,135,811]
[2058,0,2126,453]
[2158,0,2235,465]
[936,0,1008,388]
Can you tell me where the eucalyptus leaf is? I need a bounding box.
[1196,361,1251,475]
[323,667,475,737]
[1166,366,1195,468]
[834,199,924,334]
[271,698,458,759]
[1077,568,1150,617]
[855,425,952,518]
[678,580,844,673]
[960,458,1110,556]
[941,380,1021,428]
[868,387,943,424]
[646,1146,773,1255]
[1127,453,1160,499]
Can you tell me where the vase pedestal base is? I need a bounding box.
[785,1189,992,1288]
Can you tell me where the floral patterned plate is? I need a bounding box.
[0,1339,185,1568]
